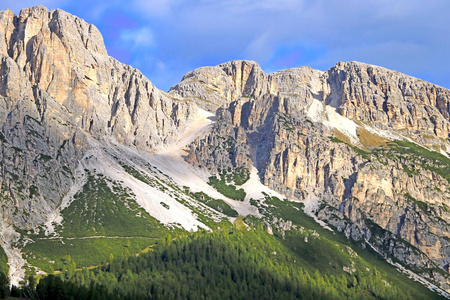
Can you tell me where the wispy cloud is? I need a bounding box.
[130,0,180,17]
[1,0,450,90]
[119,27,155,49]
[244,33,274,63]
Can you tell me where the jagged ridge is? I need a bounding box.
[178,59,450,291]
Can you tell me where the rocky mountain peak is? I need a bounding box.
[0,6,197,229]
[169,59,276,111]
[1,5,107,68]
[324,60,450,142]
[0,5,196,148]
[173,56,450,147]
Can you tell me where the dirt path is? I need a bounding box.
[36,236,157,240]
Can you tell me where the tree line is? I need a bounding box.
[0,227,425,299]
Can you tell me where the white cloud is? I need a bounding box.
[131,0,180,17]
[119,27,154,49]
[87,3,110,21]
[156,60,167,72]
[2,0,450,90]
[244,33,274,62]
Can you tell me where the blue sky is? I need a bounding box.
[2,0,450,91]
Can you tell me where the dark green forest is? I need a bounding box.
[2,222,443,300]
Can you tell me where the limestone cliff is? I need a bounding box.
[169,60,277,112]
[183,60,450,290]
[324,62,450,145]
[0,6,196,228]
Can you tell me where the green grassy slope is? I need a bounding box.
[21,172,170,273]
[34,221,442,299]
[0,246,8,276]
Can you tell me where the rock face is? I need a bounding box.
[169,60,277,112]
[183,60,450,290]
[0,6,195,228]
[325,62,450,144]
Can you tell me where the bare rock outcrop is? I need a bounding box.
[169,60,277,112]
[324,62,450,144]
[0,6,196,228]
[183,59,450,290]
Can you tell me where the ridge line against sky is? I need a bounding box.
[1,0,450,91]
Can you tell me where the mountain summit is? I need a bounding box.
[0,6,450,297]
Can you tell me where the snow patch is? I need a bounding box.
[146,153,260,218]
[305,98,359,145]
[361,123,399,141]
[391,262,450,299]
[303,193,334,232]
[367,242,450,299]
[164,108,215,153]
[0,226,26,286]
[43,163,87,236]
[141,108,261,218]
[240,166,284,202]
[81,146,209,232]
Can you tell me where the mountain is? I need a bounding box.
[0,5,449,298]
[174,60,450,291]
